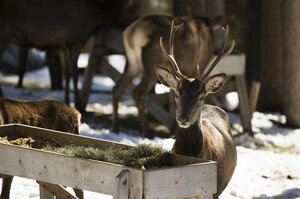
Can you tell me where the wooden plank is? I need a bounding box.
[0,124,216,199]
[236,75,253,136]
[171,154,209,166]
[0,124,17,136]
[0,173,11,178]
[40,185,55,199]
[113,170,130,199]
[206,54,245,76]
[249,81,261,115]
[37,181,79,199]
[0,142,143,198]
[14,124,131,150]
[143,162,217,198]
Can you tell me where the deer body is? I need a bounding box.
[113,15,228,137]
[0,0,136,110]
[154,23,237,198]
[172,104,237,197]
[0,97,83,199]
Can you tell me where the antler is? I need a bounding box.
[160,20,185,79]
[202,25,235,80]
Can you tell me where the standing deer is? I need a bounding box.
[154,22,237,198]
[0,0,137,111]
[0,97,83,199]
[112,15,230,138]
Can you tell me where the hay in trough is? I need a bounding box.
[0,135,171,169]
[43,143,172,169]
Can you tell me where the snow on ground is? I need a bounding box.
[0,55,299,199]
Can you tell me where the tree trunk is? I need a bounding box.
[245,0,261,85]
[282,0,300,127]
[259,0,283,111]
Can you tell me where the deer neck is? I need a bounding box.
[173,113,205,157]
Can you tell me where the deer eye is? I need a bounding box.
[198,96,204,101]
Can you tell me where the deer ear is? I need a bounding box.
[204,73,227,96]
[154,64,179,90]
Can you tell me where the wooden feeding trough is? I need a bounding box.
[0,124,217,199]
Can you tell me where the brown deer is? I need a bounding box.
[0,97,83,199]
[153,22,237,198]
[112,15,230,138]
[0,0,137,111]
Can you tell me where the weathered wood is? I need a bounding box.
[249,81,261,115]
[206,54,245,76]
[143,162,216,198]
[0,140,144,198]
[37,181,79,199]
[113,170,130,199]
[0,173,11,178]
[0,124,217,199]
[236,75,253,136]
[39,184,55,199]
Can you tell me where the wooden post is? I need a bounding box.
[113,170,130,199]
[39,184,55,199]
[236,75,253,136]
[249,81,261,115]
[37,181,79,199]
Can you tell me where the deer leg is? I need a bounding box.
[17,47,29,88]
[58,50,70,105]
[46,50,63,90]
[133,73,157,138]
[1,176,13,199]
[112,62,142,133]
[66,46,82,111]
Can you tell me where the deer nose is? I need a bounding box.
[177,114,191,128]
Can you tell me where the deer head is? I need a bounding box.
[154,21,235,128]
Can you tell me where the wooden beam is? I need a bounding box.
[235,75,253,136]
[0,173,11,178]
[206,54,245,76]
[249,81,261,115]
[37,181,79,199]
[39,184,55,199]
[113,170,130,199]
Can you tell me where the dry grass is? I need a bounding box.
[0,135,172,169]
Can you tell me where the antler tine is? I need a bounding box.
[160,20,185,79]
[202,25,235,80]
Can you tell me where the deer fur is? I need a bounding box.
[112,15,230,138]
[0,97,83,199]
[153,23,237,198]
[0,0,137,111]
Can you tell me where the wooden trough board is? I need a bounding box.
[0,124,217,199]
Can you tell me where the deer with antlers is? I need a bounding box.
[153,22,237,198]
[112,15,230,138]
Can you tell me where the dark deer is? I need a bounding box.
[0,97,83,199]
[0,0,137,111]
[112,15,230,138]
[154,22,237,198]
